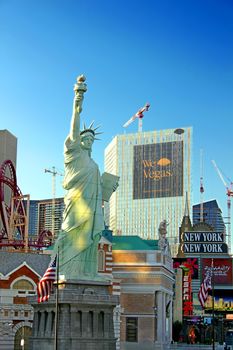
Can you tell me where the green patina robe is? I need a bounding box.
[54,137,104,280]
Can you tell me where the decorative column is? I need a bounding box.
[93,311,99,338]
[70,307,78,338]
[45,311,53,337]
[104,311,111,338]
[33,312,39,337]
[168,295,173,343]
[82,311,89,338]
[109,311,115,337]
[165,294,173,343]
[156,291,166,347]
[38,311,45,337]
[58,304,71,349]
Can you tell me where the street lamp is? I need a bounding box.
[154,291,158,342]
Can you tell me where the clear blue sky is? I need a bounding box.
[0,0,233,220]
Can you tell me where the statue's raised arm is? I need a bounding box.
[68,75,87,142]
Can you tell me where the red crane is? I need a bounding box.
[123,103,150,132]
[212,160,233,251]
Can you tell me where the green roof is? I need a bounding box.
[112,235,159,251]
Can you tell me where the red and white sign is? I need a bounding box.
[183,269,193,316]
[202,259,232,285]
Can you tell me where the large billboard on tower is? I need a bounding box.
[133,141,183,199]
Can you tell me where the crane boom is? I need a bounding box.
[45,166,63,240]
[123,115,137,128]
[123,103,150,132]
[200,149,204,222]
[211,160,228,188]
[212,159,233,254]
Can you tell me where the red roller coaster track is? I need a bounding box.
[0,160,52,249]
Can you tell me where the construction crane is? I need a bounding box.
[212,160,233,251]
[45,166,63,240]
[123,103,150,132]
[200,149,204,222]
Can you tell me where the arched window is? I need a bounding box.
[12,279,34,290]
[98,250,105,272]
[14,326,32,350]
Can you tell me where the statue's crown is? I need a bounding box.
[80,121,102,140]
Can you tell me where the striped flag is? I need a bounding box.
[198,272,212,309]
[37,255,57,303]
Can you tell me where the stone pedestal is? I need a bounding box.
[30,279,119,350]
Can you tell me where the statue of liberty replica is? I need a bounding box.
[54,74,118,280]
[30,76,119,350]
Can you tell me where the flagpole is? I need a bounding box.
[211,258,215,350]
[54,246,59,350]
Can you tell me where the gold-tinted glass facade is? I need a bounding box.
[104,127,192,256]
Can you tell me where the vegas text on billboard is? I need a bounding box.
[133,141,183,199]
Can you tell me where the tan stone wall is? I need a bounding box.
[120,316,126,341]
[113,251,146,263]
[138,316,154,342]
[121,293,154,314]
[120,292,155,342]
[113,271,173,290]
[120,315,155,342]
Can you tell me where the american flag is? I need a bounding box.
[37,255,57,303]
[198,272,212,309]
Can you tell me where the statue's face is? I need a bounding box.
[81,135,94,150]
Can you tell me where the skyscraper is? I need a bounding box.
[0,129,17,168]
[29,198,65,237]
[104,127,192,256]
[0,130,17,232]
[193,200,226,234]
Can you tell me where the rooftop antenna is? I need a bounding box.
[45,166,63,240]
[200,149,204,222]
[123,103,150,132]
[212,160,233,252]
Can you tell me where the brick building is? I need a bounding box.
[0,252,50,349]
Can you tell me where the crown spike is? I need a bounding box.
[88,121,95,129]
[94,125,101,131]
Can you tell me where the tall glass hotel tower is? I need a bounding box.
[104,127,192,256]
